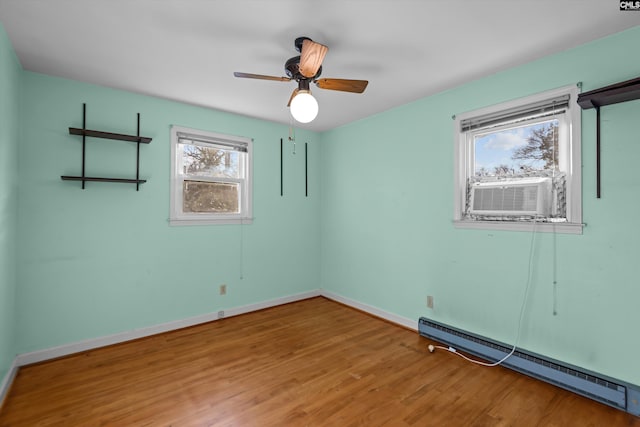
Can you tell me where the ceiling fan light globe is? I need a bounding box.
[290,91,318,123]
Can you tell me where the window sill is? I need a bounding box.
[170,217,254,226]
[453,220,583,235]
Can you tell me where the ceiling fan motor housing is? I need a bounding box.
[285,56,322,81]
[294,36,311,52]
[233,35,368,112]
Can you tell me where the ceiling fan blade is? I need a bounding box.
[299,39,328,78]
[234,72,291,82]
[315,78,368,93]
[287,88,299,107]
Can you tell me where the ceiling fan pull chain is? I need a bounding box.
[288,120,296,154]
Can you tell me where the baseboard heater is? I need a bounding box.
[418,317,640,417]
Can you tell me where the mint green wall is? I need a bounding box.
[320,26,640,386]
[6,21,640,391]
[16,72,320,353]
[0,23,20,382]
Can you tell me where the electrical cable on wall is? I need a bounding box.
[552,224,558,316]
[551,101,559,316]
[428,218,540,367]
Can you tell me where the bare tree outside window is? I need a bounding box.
[474,120,558,177]
[511,123,559,170]
[180,145,241,213]
[182,145,240,178]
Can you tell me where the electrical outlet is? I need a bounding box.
[219,284,227,295]
[427,295,434,309]
[218,310,225,319]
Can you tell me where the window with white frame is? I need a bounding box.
[453,85,582,234]
[170,125,252,225]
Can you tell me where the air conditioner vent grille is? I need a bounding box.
[469,177,551,216]
[472,186,537,212]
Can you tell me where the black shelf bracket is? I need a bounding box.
[577,76,640,198]
[63,103,152,190]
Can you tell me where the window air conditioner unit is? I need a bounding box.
[469,177,551,216]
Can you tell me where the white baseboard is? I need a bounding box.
[321,290,417,331]
[0,358,18,408]
[12,289,414,368]
[16,290,321,367]
[4,289,415,404]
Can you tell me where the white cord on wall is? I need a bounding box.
[428,218,539,367]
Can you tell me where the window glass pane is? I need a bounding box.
[183,180,239,213]
[180,143,241,178]
[474,119,558,177]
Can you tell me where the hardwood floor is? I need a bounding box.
[1,297,638,426]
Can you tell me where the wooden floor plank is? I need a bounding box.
[1,297,638,426]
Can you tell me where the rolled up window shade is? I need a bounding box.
[460,94,570,132]
[177,131,249,153]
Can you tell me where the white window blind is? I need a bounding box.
[176,131,250,152]
[460,94,570,132]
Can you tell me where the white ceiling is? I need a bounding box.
[1,1,638,132]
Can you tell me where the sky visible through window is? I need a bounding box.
[474,119,556,176]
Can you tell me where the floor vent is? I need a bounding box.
[419,317,640,417]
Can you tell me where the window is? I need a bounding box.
[453,85,582,234]
[170,125,252,225]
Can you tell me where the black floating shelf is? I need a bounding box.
[63,104,152,190]
[577,76,640,109]
[69,127,152,144]
[577,76,640,198]
[61,176,147,184]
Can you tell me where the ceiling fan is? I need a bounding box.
[234,36,369,123]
